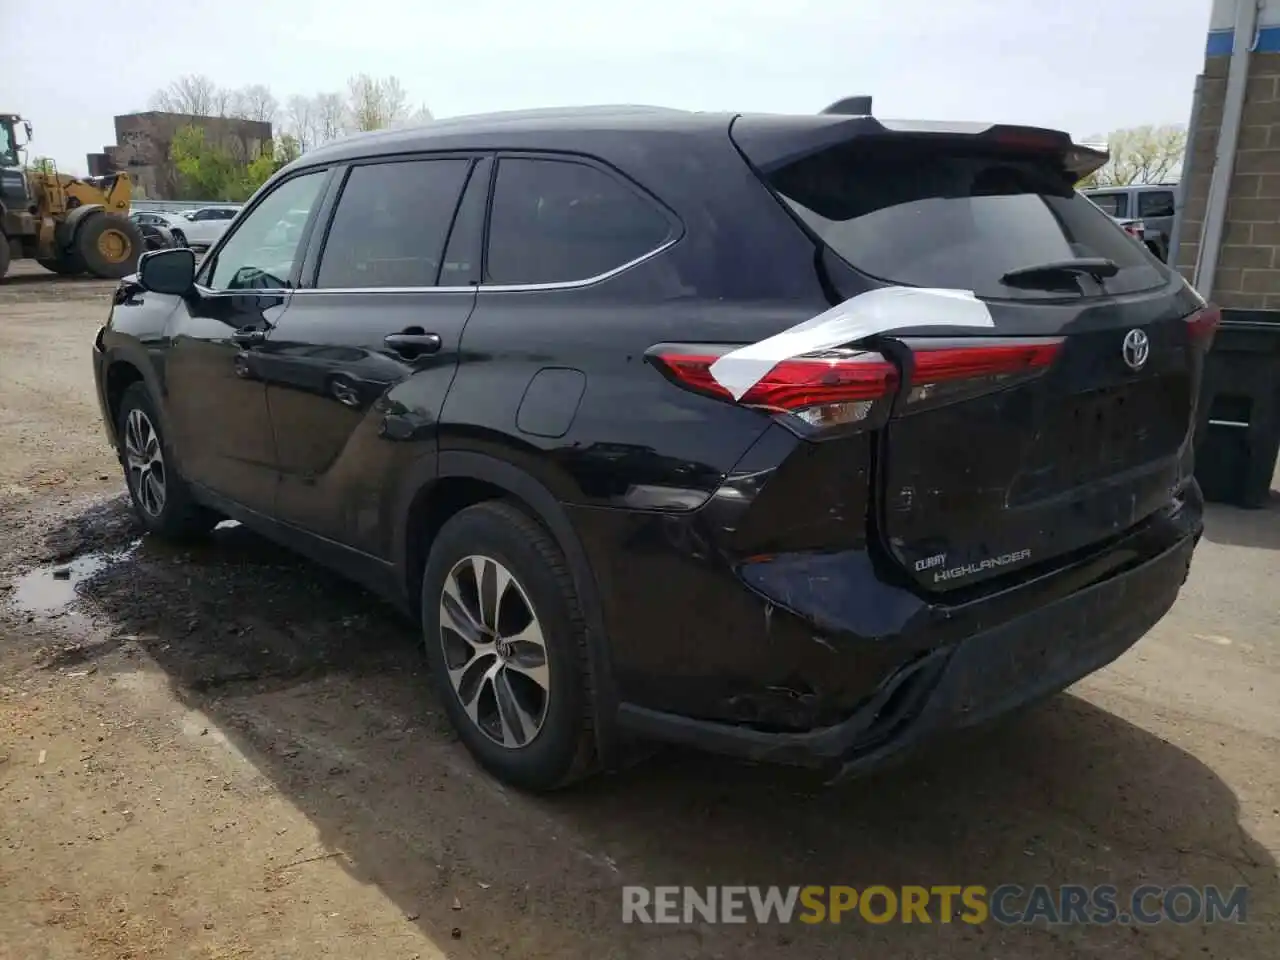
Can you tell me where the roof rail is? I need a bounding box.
[821,96,873,116]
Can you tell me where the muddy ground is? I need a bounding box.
[0,260,1277,959]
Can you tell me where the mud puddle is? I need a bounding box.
[8,541,139,619]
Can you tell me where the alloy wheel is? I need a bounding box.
[439,555,550,748]
[124,408,166,517]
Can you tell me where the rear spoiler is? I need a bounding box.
[730,114,1110,180]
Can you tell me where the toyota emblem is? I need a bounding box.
[1122,328,1150,371]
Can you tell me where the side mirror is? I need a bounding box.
[138,248,196,295]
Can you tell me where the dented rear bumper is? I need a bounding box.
[611,489,1201,777]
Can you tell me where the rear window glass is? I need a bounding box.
[768,144,1166,299]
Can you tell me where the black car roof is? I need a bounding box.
[281,104,1093,181]
[295,106,736,168]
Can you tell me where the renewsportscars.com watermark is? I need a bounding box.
[622,885,1249,926]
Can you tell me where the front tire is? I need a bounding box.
[116,382,216,540]
[421,501,597,791]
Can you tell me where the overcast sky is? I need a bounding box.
[2,0,1212,174]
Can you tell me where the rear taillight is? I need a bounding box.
[902,338,1063,412]
[1186,304,1221,346]
[909,340,1062,383]
[649,349,898,429]
[648,337,1062,431]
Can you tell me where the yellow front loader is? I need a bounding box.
[1,113,144,280]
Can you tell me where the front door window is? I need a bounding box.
[201,171,327,291]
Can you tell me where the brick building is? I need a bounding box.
[1178,0,1280,310]
[86,112,272,199]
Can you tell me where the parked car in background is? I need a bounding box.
[134,221,179,252]
[1083,184,1177,261]
[177,206,240,248]
[93,104,1209,791]
[130,211,190,247]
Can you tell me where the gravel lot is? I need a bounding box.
[1,260,1277,959]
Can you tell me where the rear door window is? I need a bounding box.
[316,157,471,288]
[767,144,1163,298]
[1138,190,1176,218]
[484,157,672,285]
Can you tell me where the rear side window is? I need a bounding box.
[1088,192,1129,218]
[767,144,1164,298]
[485,158,671,285]
[1138,190,1176,218]
[317,158,470,288]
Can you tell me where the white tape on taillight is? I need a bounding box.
[708,286,995,400]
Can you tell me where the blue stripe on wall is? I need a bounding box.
[1207,25,1280,56]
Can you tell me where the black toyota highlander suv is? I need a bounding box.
[93,102,1213,790]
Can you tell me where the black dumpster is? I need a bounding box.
[1194,309,1280,508]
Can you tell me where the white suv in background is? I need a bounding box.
[178,206,241,248]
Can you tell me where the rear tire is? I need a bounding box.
[0,235,10,279]
[421,501,597,791]
[115,382,217,540]
[76,213,143,279]
[171,229,188,247]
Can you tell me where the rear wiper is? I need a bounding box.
[1000,257,1120,286]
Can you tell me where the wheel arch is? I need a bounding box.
[100,348,189,474]
[399,450,620,762]
[104,357,145,431]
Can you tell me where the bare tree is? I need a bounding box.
[315,92,347,144]
[211,86,235,118]
[286,95,319,151]
[381,77,408,124]
[346,74,409,132]
[146,75,419,149]
[149,74,219,116]
[1080,124,1188,188]
[406,103,434,126]
[233,84,280,125]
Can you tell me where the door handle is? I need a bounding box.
[232,326,266,346]
[384,331,442,357]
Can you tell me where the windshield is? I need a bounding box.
[0,123,17,167]
[768,140,1167,299]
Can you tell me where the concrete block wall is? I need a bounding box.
[1182,3,1280,310]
